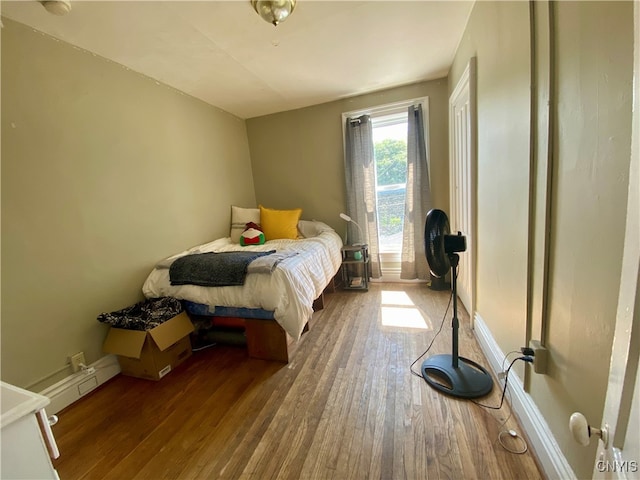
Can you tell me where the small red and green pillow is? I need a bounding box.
[240,222,266,246]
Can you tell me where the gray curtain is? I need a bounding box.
[344,115,381,278]
[400,104,431,279]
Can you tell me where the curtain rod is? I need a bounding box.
[342,96,428,120]
[349,103,421,125]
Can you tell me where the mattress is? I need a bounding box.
[142,223,343,340]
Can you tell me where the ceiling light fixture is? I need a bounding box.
[251,0,296,26]
[41,0,72,16]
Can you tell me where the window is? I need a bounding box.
[343,97,429,280]
[372,111,408,253]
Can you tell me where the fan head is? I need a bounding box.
[424,209,451,278]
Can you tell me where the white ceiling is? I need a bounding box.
[1,0,474,119]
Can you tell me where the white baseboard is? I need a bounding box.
[39,355,120,414]
[473,313,577,480]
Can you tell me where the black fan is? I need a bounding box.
[421,209,493,399]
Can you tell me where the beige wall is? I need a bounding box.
[534,2,633,475]
[246,79,449,233]
[449,2,633,478]
[450,0,532,369]
[1,19,256,390]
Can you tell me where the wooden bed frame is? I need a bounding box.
[221,277,335,363]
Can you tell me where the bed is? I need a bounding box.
[142,219,343,362]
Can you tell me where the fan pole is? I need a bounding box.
[450,253,459,368]
[421,251,493,399]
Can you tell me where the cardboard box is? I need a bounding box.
[103,311,194,381]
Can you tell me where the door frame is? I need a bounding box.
[449,57,477,324]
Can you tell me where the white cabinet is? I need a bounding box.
[1,381,60,479]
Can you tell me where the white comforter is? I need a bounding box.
[142,224,343,340]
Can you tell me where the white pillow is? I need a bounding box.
[230,206,260,243]
[297,220,334,238]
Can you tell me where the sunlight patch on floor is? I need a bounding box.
[381,290,414,306]
[380,290,432,330]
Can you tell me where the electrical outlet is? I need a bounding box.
[528,340,548,374]
[70,352,85,373]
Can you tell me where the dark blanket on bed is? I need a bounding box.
[169,250,276,287]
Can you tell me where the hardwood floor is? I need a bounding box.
[52,284,544,479]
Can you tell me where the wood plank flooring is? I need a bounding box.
[51,283,544,479]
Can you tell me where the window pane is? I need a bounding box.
[376,184,405,251]
[373,118,407,253]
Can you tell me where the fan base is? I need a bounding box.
[421,354,493,399]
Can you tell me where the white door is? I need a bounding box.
[449,58,477,321]
[591,5,640,478]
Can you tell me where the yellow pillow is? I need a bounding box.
[259,205,302,240]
